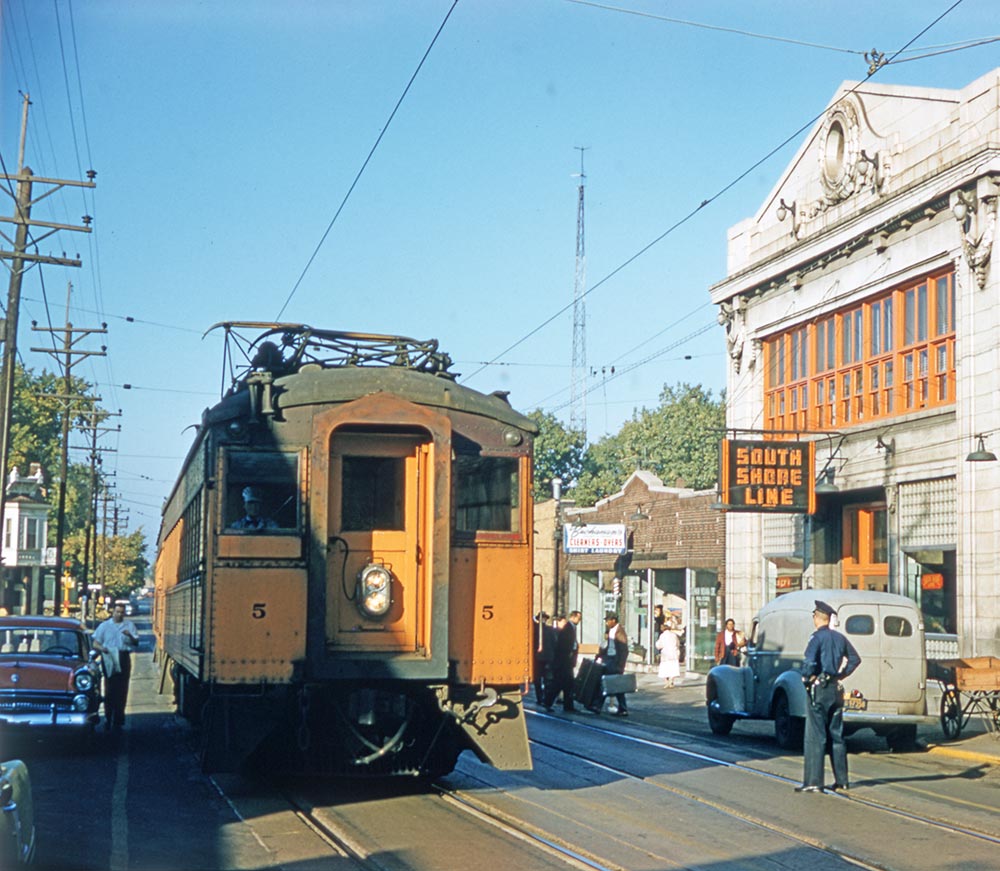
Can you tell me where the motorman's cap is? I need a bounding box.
[604,612,618,621]
[242,486,262,503]
[813,600,837,617]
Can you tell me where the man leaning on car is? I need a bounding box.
[92,601,139,732]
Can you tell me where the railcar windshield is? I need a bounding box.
[454,453,520,533]
[225,450,300,532]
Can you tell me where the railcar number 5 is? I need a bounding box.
[481,605,494,620]
[252,602,266,619]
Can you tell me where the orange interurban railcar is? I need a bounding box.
[153,324,536,776]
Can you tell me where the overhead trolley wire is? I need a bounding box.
[466,0,969,396]
[275,0,460,321]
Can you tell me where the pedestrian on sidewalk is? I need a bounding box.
[592,612,629,716]
[656,617,682,688]
[92,600,140,731]
[545,611,582,712]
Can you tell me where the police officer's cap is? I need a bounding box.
[813,600,836,617]
[242,486,262,503]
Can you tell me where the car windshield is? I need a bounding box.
[0,626,87,658]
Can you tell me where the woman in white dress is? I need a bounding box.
[656,619,682,688]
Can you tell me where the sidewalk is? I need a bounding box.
[597,667,1000,767]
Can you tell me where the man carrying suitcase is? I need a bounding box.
[592,612,630,717]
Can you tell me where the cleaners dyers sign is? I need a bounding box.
[563,523,628,554]
[720,439,816,513]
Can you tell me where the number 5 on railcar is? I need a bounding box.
[153,325,536,777]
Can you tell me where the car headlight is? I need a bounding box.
[356,563,393,619]
[73,694,90,711]
[74,669,94,692]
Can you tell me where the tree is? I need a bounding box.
[93,529,148,603]
[573,383,725,505]
[528,410,585,501]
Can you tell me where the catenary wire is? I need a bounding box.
[465,0,968,401]
[274,0,460,321]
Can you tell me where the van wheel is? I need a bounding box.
[774,692,804,750]
[886,724,918,752]
[706,681,735,736]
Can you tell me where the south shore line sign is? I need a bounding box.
[720,439,816,514]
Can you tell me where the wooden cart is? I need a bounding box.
[928,656,1000,739]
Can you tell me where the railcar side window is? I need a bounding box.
[225,451,299,531]
[342,456,404,531]
[884,615,913,637]
[455,454,520,533]
[843,614,875,635]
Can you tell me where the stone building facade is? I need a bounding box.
[710,68,1000,657]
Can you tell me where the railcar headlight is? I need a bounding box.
[357,563,393,619]
[74,669,94,692]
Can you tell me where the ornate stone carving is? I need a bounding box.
[717,296,747,373]
[951,186,998,290]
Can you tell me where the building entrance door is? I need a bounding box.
[842,504,888,591]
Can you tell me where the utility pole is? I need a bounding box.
[0,93,96,590]
[570,146,588,437]
[30,284,107,615]
[73,405,118,625]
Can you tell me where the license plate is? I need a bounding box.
[844,695,868,711]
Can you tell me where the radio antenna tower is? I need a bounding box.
[570,146,588,436]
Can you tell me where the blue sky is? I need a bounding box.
[1,0,998,547]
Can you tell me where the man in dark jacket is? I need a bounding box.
[532,613,556,704]
[592,612,630,716]
[796,600,862,793]
[545,611,581,712]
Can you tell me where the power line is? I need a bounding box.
[275,0,460,320]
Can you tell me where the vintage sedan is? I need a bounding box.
[0,759,35,866]
[706,589,931,752]
[0,615,103,737]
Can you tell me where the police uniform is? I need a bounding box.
[797,600,862,792]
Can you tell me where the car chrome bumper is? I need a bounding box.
[0,711,98,728]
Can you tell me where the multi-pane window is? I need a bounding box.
[764,270,955,431]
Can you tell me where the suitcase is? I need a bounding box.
[574,657,603,708]
[601,672,637,696]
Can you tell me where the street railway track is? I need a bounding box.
[526,714,1000,862]
[213,712,998,871]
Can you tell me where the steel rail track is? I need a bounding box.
[528,714,1000,853]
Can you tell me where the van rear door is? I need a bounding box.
[837,604,882,700]
[877,603,923,704]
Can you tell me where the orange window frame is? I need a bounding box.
[762,270,955,432]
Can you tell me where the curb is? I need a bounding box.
[925,744,1000,766]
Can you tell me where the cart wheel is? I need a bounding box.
[940,687,961,739]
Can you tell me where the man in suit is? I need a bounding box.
[545,611,581,712]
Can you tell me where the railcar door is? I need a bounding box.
[327,432,429,653]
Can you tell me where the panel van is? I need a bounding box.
[705,589,930,751]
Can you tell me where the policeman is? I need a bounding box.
[796,600,861,793]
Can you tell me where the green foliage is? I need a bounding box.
[528,410,586,501]
[572,383,725,506]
